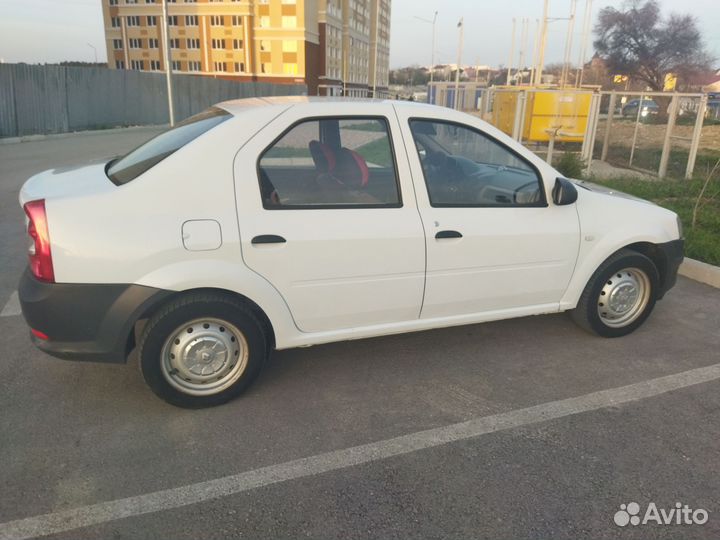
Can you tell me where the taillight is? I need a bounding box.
[24,199,55,283]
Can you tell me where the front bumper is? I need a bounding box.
[18,269,171,363]
[656,239,684,299]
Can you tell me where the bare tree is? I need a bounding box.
[593,0,712,92]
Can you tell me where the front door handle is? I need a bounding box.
[435,230,463,239]
[251,234,286,244]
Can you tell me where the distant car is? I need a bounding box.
[18,97,684,408]
[622,99,660,118]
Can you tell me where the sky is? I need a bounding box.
[0,0,718,69]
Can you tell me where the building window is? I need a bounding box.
[211,15,224,26]
[113,39,123,49]
[185,15,198,26]
[115,60,125,69]
[147,15,157,26]
[282,63,298,75]
[213,61,226,72]
[145,0,156,3]
[172,60,181,70]
[233,39,243,49]
[127,15,140,27]
[234,62,245,72]
[167,15,178,26]
[129,38,142,48]
[282,40,297,52]
[111,17,121,28]
[148,38,158,48]
[260,39,270,51]
[126,0,137,4]
[281,16,296,28]
[150,60,161,70]
[185,0,197,3]
[187,38,200,49]
[261,63,270,73]
[189,61,201,71]
[109,0,118,5]
[232,15,242,26]
[281,0,296,3]
[170,38,180,48]
[259,16,270,28]
[212,38,225,49]
[130,59,144,70]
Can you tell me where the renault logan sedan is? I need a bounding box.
[18,97,684,408]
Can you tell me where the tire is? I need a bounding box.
[138,292,268,408]
[569,249,660,338]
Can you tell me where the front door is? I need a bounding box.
[234,104,426,333]
[397,112,580,319]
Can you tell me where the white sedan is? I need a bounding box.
[18,97,684,408]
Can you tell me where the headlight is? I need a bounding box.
[676,216,684,239]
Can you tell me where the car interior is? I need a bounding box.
[258,118,400,207]
[409,120,544,206]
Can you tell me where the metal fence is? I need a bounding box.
[0,63,306,138]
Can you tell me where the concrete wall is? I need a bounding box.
[0,64,306,138]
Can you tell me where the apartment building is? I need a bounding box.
[102,0,390,96]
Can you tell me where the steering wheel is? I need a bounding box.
[513,180,541,204]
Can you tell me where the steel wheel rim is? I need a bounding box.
[160,318,249,396]
[597,267,651,328]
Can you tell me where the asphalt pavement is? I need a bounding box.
[0,129,719,540]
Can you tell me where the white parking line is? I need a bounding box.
[0,292,21,317]
[1,362,719,540]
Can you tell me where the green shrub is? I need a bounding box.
[555,152,586,179]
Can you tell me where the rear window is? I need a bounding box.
[106,107,231,185]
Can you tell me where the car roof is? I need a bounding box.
[216,96,439,116]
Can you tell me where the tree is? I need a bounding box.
[593,0,712,92]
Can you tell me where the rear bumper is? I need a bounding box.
[656,239,684,299]
[19,269,171,363]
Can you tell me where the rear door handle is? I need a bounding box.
[435,230,463,239]
[251,234,286,244]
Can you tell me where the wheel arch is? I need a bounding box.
[561,236,670,310]
[125,287,277,360]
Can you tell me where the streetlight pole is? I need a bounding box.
[161,0,175,126]
[86,43,97,63]
[454,18,463,110]
[414,11,438,83]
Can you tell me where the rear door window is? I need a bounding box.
[107,107,230,185]
[257,117,401,208]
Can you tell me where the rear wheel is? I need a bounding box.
[138,292,267,408]
[570,250,659,337]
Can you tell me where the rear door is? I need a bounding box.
[233,103,426,333]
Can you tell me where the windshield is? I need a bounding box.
[107,107,231,185]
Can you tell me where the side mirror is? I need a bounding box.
[552,177,578,206]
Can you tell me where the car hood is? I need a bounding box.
[19,162,115,206]
[570,179,653,205]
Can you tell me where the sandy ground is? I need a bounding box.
[595,118,720,151]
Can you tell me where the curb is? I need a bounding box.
[0,125,167,145]
[679,257,720,289]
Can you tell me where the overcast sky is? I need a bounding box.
[0,0,718,69]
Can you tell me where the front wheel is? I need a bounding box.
[138,292,268,408]
[570,249,659,337]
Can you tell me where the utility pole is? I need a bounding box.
[161,0,175,126]
[518,18,529,85]
[575,0,593,87]
[560,0,577,88]
[454,18,463,110]
[372,0,380,97]
[529,18,539,87]
[506,17,516,85]
[534,0,549,86]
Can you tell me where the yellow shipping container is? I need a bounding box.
[491,87,594,143]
